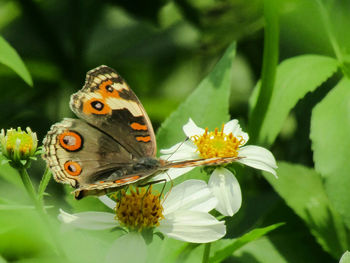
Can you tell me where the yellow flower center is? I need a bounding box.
[191,124,245,159]
[114,186,164,232]
[6,129,33,156]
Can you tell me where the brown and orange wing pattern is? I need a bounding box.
[42,118,153,193]
[70,65,156,159]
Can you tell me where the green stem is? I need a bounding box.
[202,243,211,263]
[18,167,40,208]
[18,167,67,259]
[316,0,350,78]
[249,0,279,144]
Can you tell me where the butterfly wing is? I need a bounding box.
[69,65,156,158]
[42,118,157,192]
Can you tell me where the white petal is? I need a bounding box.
[98,196,116,210]
[152,166,195,182]
[58,209,117,230]
[162,180,217,215]
[238,145,278,177]
[160,141,199,161]
[223,119,249,144]
[183,118,205,138]
[158,210,226,243]
[340,251,350,263]
[208,168,242,216]
[105,232,147,263]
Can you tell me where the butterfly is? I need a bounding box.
[42,66,239,199]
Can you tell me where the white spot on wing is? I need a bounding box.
[112,83,129,91]
[106,97,143,116]
[98,74,107,80]
[94,78,102,84]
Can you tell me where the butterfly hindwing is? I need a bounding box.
[69,65,156,158]
[42,118,151,191]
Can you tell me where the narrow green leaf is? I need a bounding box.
[264,162,348,258]
[209,223,284,263]
[38,167,52,200]
[311,78,350,230]
[254,55,338,144]
[0,254,7,263]
[340,251,350,263]
[0,204,36,210]
[230,237,289,263]
[156,42,236,150]
[0,35,33,86]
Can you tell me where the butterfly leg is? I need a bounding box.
[116,185,129,209]
[138,179,167,212]
[161,171,174,203]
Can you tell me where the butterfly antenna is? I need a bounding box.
[165,137,190,161]
[161,171,174,204]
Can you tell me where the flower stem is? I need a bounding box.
[249,0,279,143]
[202,243,211,263]
[18,167,40,208]
[18,167,67,259]
[316,0,350,78]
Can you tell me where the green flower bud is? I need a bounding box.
[0,127,39,167]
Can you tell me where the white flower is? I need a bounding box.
[153,118,278,217]
[340,251,350,263]
[58,180,226,263]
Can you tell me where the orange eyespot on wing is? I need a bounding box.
[64,161,82,176]
[114,175,140,184]
[83,99,111,115]
[130,122,148,131]
[135,136,151,142]
[58,131,83,151]
[98,80,120,98]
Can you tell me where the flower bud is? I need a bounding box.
[0,127,39,167]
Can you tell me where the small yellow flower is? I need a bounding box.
[191,124,246,159]
[113,186,164,232]
[0,127,39,167]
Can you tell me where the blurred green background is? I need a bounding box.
[1,0,350,262]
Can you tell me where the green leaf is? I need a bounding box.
[38,167,52,200]
[0,204,36,210]
[147,236,191,263]
[264,162,348,258]
[0,155,22,187]
[0,35,33,86]
[311,77,350,230]
[209,223,284,263]
[230,237,289,263]
[340,251,350,263]
[156,42,236,150]
[255,55,338,144]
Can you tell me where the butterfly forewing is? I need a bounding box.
[69,65,156,159]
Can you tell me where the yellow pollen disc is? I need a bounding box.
[6,131,33,155]
[114,186,164,231]
[191,124,246,159]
